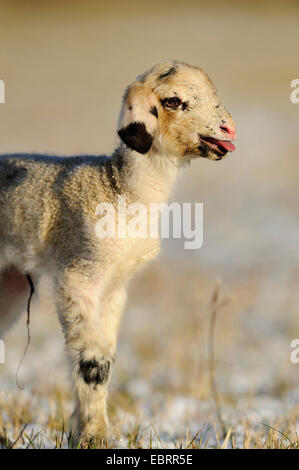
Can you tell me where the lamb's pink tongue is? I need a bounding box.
[217,140,236,152]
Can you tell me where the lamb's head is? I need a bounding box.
[118,60,236,162]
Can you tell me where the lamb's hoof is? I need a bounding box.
[79,435,108,449]
[68,428,110,449]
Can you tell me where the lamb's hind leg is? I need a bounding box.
[0,267,30,337]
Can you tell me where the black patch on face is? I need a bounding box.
[118,122,153,154]
[150,106,158,118]
[182,101,189,111]
[79,357,111,385]
[158,67,176,80]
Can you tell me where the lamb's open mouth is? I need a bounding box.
[199,135,236,158]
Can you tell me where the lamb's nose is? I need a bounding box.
[220,124,236,140]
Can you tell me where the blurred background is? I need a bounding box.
[0,0,299,448]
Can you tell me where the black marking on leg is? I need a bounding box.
[79,357,111,385]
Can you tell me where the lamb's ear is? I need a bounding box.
[118,83,159,155]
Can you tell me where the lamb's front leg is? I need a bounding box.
[55,274,126,447]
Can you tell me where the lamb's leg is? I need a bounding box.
[55,274,126,447]
[100,286,127,357]
[0,268,30,337]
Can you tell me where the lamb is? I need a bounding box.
[0,60,236,446]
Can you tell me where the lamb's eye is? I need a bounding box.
[161,97,182,109]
